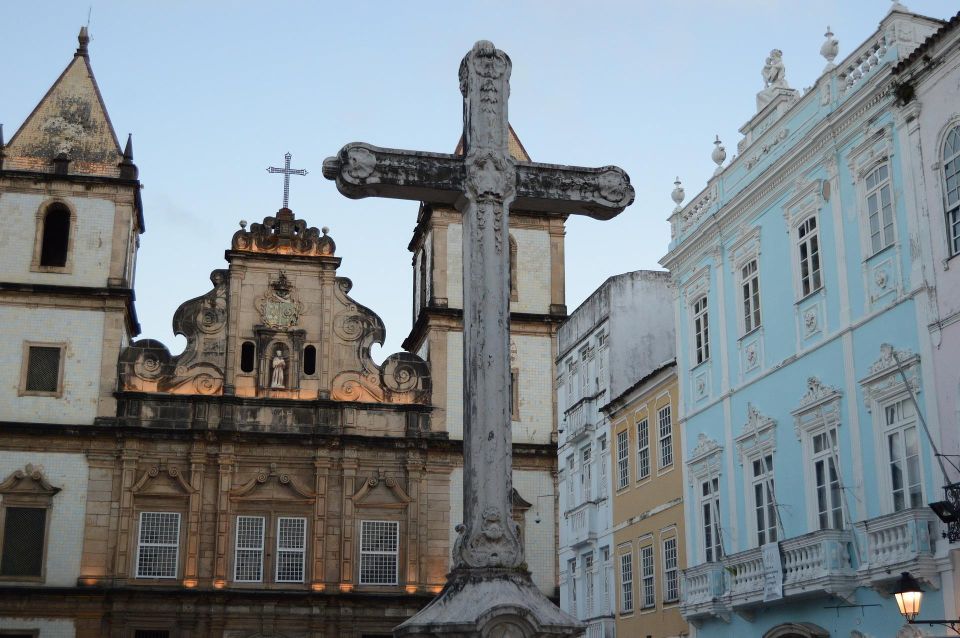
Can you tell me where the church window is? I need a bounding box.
[359,520,399,585]
[797,216,822,297]
[636,417,650,481]
[658,405,673,469]
[240,341,255,373]
[943,126,960,256]
[662,536,679,603]
[275,516,307,583]
[38,204,70,268]
[20,343,64,397]
[234,515,265,582]
[741,258,761,334]
[616,429,630,490]
[303,345,317,376]
[135,512,181,579]
[509,234,518,302]
[865,163,895,254]
[618,550,634,614]
[693,296,709,365]
[232,515,307,584]
[0,507,47,578]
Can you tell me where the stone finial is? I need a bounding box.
[671,177,685,212]
[821,27,839,72]
[76,26,90,57]
[123,133,134,161]
[889,0,908,13]
[712,136,726,173]
[239,220,247,230]
[119,133,138,179]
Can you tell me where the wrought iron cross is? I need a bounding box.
[266,152,308,209]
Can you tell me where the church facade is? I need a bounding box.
[0,29,456,637]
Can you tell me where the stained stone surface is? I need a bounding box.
[324,40,634,637]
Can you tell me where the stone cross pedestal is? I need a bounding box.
[323,40,634,638]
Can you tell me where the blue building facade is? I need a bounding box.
[661,7,955,638]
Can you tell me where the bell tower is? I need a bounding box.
[0,27,143,424]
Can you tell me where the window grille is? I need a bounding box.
[658,405,673,468]
[637,418,650,480]
[797,217,822,296]
[693,296,709,364]
[640,544,655,608]
[865,163,895,254]
[360,520,399,585]
[234,515,264,582]
[276,517,306,583]
[619,552,634,614]
[25,346,60,393]
[616,430,630,490]
[136,512,180,579]
[663,537,679,603]
[134,631,171,638]
[1,507,46,577]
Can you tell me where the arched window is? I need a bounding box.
[39,204,71,268]
[303,345,317,376]
[943,125,960,256]
[509,234,518,302]
[240,341,256,373]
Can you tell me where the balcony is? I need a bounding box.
[568,502,598,548]
[680,561,729,623]
[681,529,856,622]
[564,398,596,443]
[584,618,615,638]
[856,508,938,586]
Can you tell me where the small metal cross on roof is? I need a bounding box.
[266,152,308,209]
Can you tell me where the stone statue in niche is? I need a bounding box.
[271,349,287,389]
[762,49,788,89]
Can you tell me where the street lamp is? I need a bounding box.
[893,571,960,635]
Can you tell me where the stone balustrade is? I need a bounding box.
[679,561,729,622]
[856,507,938,585]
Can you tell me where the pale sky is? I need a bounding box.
[1,0,951,359]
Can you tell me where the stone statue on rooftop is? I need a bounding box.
[762,49,788,89]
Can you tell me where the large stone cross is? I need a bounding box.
[323,40,633,637]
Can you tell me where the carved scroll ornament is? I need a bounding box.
[232,208,336,257]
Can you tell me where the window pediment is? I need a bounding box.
[230,468,315,503]
[859,343,920,412]
[0,464,61,498]
[736,403,777,461]
[687,433,723,486]
[131,465,195,498]
[352,473,412,509]
[792,376,842,439]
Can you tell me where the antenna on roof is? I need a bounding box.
[86,5,92,28]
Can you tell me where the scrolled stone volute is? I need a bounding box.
[231,208,335,256]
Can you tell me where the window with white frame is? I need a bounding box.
[658,405,673,469]
[640,544,655,609]
[636,417,650,481]
[581,446,593,501]
[701,477,722,562]
[741,258,761,333]
[136,512,180,579]
[884,398,923,511]
[566,360,576,403]
[944,126,960,256]
[619,551,634,614]
[275,517,307,582]
[662,537,679,603]
[568,557,577,608]
[566,455,575,503]
[583,551,595,615]
[580,347,590,396]
[865,163,895,254]
[751,454,778,545]
[797,216,822,297]
[359,520,399,585]
[616,430,630,490]
[601,546,611,611]
[812,428,844,530]
[234,515,265,582]
[598,436,608,498]
[693,296,710,364]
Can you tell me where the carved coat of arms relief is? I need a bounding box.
[256,271,304,330]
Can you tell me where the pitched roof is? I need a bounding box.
[454,124,532,161]
[5,27,124,177]
[893,11,960,74]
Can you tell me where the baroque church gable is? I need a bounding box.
[118,207,431,412]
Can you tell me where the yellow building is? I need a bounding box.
[603,361,688,638]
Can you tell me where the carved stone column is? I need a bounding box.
[213,445,234,584]
[313,453,330,591]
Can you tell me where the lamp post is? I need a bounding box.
[894,571,960,635]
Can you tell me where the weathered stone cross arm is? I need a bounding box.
[322,142,635,220]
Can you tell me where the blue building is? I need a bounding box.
[661,7,956,637]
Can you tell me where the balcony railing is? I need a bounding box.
[781,529,855,600]
[568,502,598,548]
[680,561,728,622]
[564,398,596,442]
[856,508,938,585]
